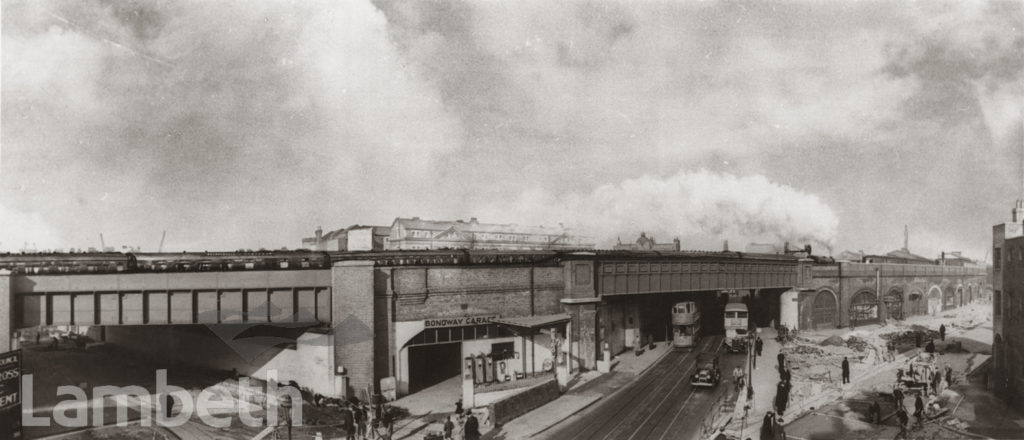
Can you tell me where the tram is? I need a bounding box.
[723,302,750,353]
[671,301,701,348]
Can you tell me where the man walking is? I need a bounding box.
[756,336,764,357]
[775,381,789,415]
[759,412,775,440]
[464,412,481,440]
[344,404,356,440]
[893,385,904,410]
[939,324,946,341]
[841,356,850,384]
[897,406,909,437]
[869,400,881,424]
[443,416,455,440]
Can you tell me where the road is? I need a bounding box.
[542,336,745,440]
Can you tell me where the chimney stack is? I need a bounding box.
[315,226,323,241]
[723,240,729,251]
[903,225,909,251]
[1014,200,1024,223]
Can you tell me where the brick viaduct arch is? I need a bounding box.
[810,288,839,330]
[927,285,943,315]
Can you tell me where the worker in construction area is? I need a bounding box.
[896,405,909,437]
[914,394,925,428]
[868,400,881,424]
[841,356,851,384]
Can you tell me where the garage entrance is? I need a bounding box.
[884,289,903,321]
[408,343,462,394]
[812,290,837,330]
[850,291,880,326]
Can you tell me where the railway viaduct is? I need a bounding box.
[0,251,986,399]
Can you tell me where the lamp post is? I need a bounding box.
[747,331,755,400]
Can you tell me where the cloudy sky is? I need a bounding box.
[2,0,1021,259]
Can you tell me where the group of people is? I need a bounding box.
[758,411,787,440]
[339,401,393,440]
[438,400,481,440]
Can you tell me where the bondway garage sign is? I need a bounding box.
[424,315,499,329]
[0,349,22,439]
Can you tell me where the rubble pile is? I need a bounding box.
[845,336,870,352]
[879,328,939,345]
[819,335,844,347]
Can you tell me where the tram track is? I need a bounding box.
[547,336,742,440]
[556,337,716,440]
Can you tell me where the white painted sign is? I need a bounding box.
[424,315,499,328]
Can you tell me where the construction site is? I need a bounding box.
[744,302,1019,440]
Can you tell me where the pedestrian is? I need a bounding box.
[344,404,355,440]
[381,407,394,438]
[464,412,481,440]
[774,417,787,440]
[945,365,953,385]
[915,332,922,348]
[841,356,850,384]
[443,416,455,440]
[756,336,764,357]
[35,333,40,345]
[896,406,909,437]
[759,412,775,440]
[734,366,745,391]
[893,386,904,409]
[775,381,789,415]
[869,400,881,424]
[356,404,367,439]
[634,334,642,356]
[925,339,935,354]
[777,352,785,372]
[939,324,946,341]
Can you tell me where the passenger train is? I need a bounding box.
[0,250,332,275]
[671,301,701,348]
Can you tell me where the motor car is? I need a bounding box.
[691,351,721,387]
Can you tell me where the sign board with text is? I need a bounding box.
[424,315,499,329]
[0,349,22,439]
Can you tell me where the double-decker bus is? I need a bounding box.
[723,302,750,353]
[671,301,701,348]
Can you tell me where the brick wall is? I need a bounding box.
[332,261,376,399]
[487,377,560,426]
[391,266,563,322]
